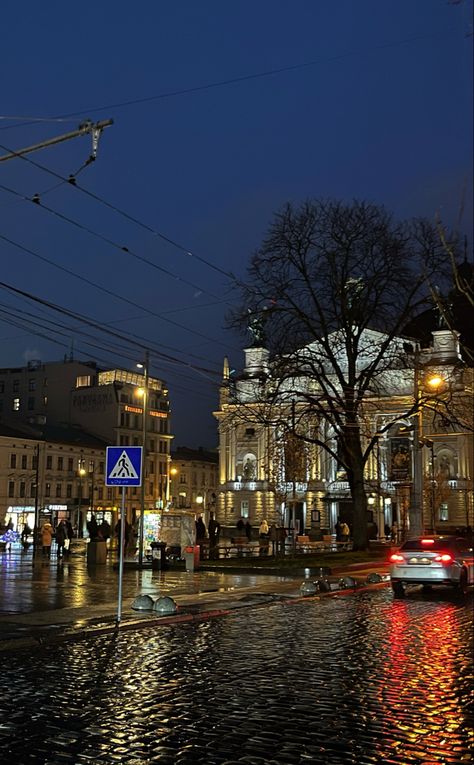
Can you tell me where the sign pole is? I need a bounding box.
[116,487,126,626]
[105,445,143,625]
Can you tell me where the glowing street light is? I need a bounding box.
[136,352,149,568]
[76,463,86,537]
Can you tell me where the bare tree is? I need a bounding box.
[229,199,454,550]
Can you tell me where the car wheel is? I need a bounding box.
[392,581,405,597]
[456,569,468,597]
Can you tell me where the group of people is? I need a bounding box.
[40,518,74,559]
[38,514,114,560]
[195,512,221,558]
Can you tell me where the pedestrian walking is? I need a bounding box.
[340,521,350,545]
[64,519,73,556]
[21,522,32,551]
[236,518,245,537]
[195,515,207,543]
[98,518,111,542]
[208,512,221,559]
[41,521,53,558]
[269,523,277,555]
[259,519,269,555]
[55,520,68,561]
[87,514,99,539]
[391,521,399,544]
[245,520,252,542]
[335,518,342,542]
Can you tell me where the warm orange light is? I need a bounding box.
[426,375,444,389]
[135,386,146,398]
[170,468,178,476]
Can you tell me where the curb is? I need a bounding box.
[0,577,390,653]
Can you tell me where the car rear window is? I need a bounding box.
[400,538,455,552]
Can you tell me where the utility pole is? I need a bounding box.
[32,443,40,560]
[137,351,149,568]
[0,119,113,163]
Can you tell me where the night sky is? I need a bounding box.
[1,1,472,448]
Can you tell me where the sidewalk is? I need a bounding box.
[0,547,389,652]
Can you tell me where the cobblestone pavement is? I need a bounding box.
[0,548,284,613]
[0,588,472,765]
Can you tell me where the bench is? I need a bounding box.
[216,543,260,559]
[295,535,325,553]
[294,535,353,553]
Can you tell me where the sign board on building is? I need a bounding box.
[106,446,142,486]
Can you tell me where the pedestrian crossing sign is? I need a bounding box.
[106,446,142,486]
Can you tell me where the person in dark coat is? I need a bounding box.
[87,514,99,539]
[208,512,220,558]
[195,516,207,543]
[99,519,111,542]
[236,518,245,537]
[55,520,68,560]
[245,520,252,542]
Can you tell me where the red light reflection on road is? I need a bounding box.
[376,600,472,762]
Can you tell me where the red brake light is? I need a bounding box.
[390,553,404,563]
[434,553,454,564]
[421,538,435,545]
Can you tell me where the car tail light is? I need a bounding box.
[434,553,454,564]
[390,553,404,563]
[421,538,435,545]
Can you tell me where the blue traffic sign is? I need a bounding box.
[106,446,142,486]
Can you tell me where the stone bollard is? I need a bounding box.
[131,594,154,611]
[152,596,178,615]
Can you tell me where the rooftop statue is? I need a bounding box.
[247,309,267,346]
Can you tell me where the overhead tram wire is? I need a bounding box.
[0,28,457,131]
[0,180,224,300]
[0,297,224,381]
[0,139,235,282]
[0,229,239,353]
[0,308,222,399]
[0,279,224,379]
[0,302,223,399]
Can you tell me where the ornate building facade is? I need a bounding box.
[214,328,473,539]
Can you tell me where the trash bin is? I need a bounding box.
[184,545,200,572]
[86,539,107,564]
[150,541,168,571]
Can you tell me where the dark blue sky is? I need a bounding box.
[1,1,472,447]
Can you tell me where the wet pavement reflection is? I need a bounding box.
[0,584,472,764]
[0,547,292,613]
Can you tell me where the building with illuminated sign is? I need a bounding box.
[0,359,174,534]
[0,421,107,535]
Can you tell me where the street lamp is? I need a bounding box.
[411,367,444,536]
[76,462,86,537]
[136,351,149,567]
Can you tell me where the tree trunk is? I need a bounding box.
[350,467,369,551]
[344,422,369,551]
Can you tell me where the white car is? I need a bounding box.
[389,535,474,597]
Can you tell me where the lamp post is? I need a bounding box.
[32,443,41,560]
[136,351,149,567]
[419,437,436,533]
[411,368,444,536]
[76,462,86,537]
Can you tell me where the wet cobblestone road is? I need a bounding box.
[0,588,472,765]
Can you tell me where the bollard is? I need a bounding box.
[152,596,178,615]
